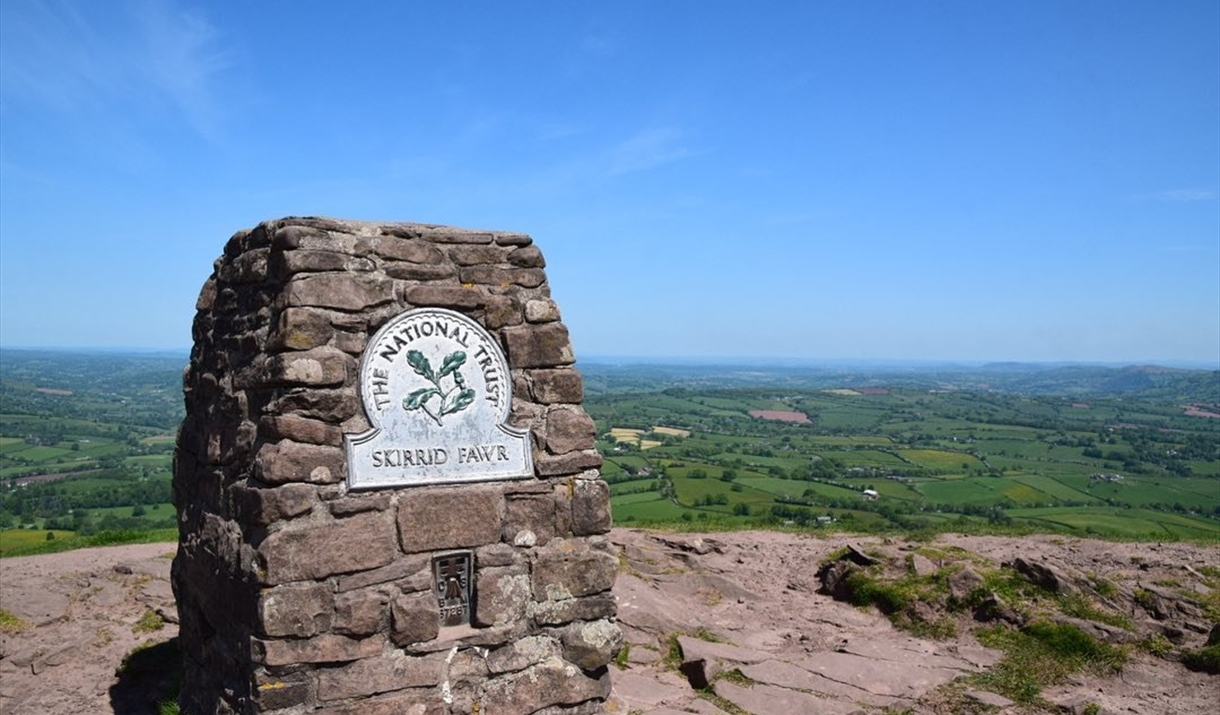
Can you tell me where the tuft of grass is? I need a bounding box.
[972,620,1128,703]
[844,570,915,614]
[691,627,726,643]
[1057,594,1133,631]
[894,612,957,640]
[0,608,29,634]
[134,609,165,633]
[1089,575,1118,599]
[1181,643,1220,674]
[1138,634,1174,657]
[663,628,727,671]
[717,668,756,686]
[614,643,630,668]
[696,690,752,715]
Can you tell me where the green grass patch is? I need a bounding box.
[0,608,28,633]
[899,449,979,471]
[134,609,166,633]
[972,621,1128,703]
[0,528,177,558]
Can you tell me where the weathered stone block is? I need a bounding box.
[274,249,349,274]
[328,492,391,516]
[258,582,334,637]
[459,266,546,288]
[259,413,342,446]
[252,670,311,711]
[374,236,445,263]
[559,620,624,670]
[480,657,611,715]
[316,651,444,701]
[218,248,269,284]
[531,541,617,601]
[333,589,387,636]
[397,486,502,553]
[403,284,485,309]
[503,323,575,368]
[273,388,361,422]
[284,273,392,311]
[545,408,597,454]
[252,633,384,667]
[271,307,334,350]
[232,483,316,525]
[258,511,397,584]
[484,296,523,329]
[416,227,494,244]
[486,635,562,674]
[571,478,611,536]
[475,542,522,569]
[528,369,583,404]
[474,567,532,627]
[524,298,560,323]
[337,555,428,593]
[385,263,456,281]
[314,689,443,715]
[273,224,339,250]
[507,245,545,268]
[254,440,346,485]
[390,591,440,646]
[264,347,349,387]
[535,450,602,477]
[502,494,555,546]
[494,232,532,246]
[529,593,617,627]
[449,244,507,266]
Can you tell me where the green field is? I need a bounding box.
[587,368,1219,540]
[3,350,1217,547]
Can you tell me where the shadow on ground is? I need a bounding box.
[109,638,182,715]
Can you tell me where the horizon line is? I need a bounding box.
[1,345,1216,371]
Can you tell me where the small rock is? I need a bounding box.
[963,689,1013,708]
[949,565,986,600]
[1009,557,1080,596]
[909,553,937,577]
[843,544,881,566]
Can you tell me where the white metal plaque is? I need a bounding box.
[345,308,533,489]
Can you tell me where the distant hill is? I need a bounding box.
[580,359,1219,402]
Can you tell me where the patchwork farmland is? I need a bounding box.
[588,375,1219,540]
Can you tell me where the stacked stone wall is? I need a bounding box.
[173,217,618,715]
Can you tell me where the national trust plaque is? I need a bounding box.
[344,308,533,489]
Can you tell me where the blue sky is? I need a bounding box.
[1,1,1217,365]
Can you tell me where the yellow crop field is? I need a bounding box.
[900,449,978,470]
[610,428,643,443]
[653,427,691,438]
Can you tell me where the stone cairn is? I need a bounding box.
[173,218,619,715]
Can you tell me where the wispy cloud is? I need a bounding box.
[0,0,234,141]
[1135,187,1219,202]
[605,127,705,176]
[132,0,234,139]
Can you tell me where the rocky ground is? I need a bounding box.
[0,530,1216,715]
